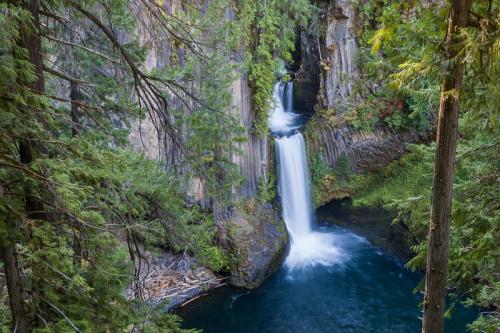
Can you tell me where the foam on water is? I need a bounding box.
[268,83,300,135]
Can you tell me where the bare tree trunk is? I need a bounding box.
[422,1,471,332]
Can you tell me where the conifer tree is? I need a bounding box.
[422,2,475,332]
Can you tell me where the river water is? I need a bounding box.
[179,224,475,332]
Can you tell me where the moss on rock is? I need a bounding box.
[216,199,288,288]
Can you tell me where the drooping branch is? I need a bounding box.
[68,0,186,149]
[43,65,94,86]
[68,0,149,83]
[133,0,208,59]
[41,33,122,65]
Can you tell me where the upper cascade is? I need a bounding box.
[268,82,300,136]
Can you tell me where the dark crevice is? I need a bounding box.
[292,27,321,115]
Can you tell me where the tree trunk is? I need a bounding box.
[2,1,47,331]
[70,81,82,136]
[17,0,47,219]
[0,185,30,333]
[69,25,82,137]
[422,1,471,332]
[1,242,30,333]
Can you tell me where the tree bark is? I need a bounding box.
[68,24,82,137]
[70,81,82,136]
[422,1,471,332]
[2,1,47,331]
[17,0,46,219]
[1,242,30,333]
[0,184,30,333]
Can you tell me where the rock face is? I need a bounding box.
[127,5,271,208]
[216,200,288,288]
[305,119,433,174]
[214,57,281,288]
[317,199,413,261]
[298,1,433,195]
[320,0,361,113]
[304,113,434,208]
[231,74,271,200]
[293,30,321,112]
[295,0,361,114]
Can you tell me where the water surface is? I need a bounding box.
[179,225,475,333]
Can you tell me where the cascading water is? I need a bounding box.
[270,82,342,269]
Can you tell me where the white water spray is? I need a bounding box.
[270,82,342,270]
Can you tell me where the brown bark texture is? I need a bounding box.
[422,1,471,332]
[1,242,30,333]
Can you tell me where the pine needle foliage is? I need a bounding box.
[0,0,242,331]
[351,1,500,330]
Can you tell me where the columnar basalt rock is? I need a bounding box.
[298,1,433,205]
[231,74,271,200]
[305,121,432,174]
[128,4,272,206]
[295,0,362,114]
[321,1,361,113]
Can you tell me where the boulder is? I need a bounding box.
[216,200,288,288]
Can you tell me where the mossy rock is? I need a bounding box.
[216,199,288,288]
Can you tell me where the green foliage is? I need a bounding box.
[309,152,330,188]
[349,144,434,235]
[309,152,352,207]
[346,1,447,131]
[257,173,276,204]
[309,152,334,206]
[0,0,238,331]
[333,155,351,180]
[233,0,313,136]
[351,137,499,330]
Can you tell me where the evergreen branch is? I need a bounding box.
[40,297,82,333]
[69,0,183,149]
[135,0,208,58]
[457,142,500,161]
[0,154,51,182]
[68,0,147,84]
[43,65,95,86]
[41,33,122,65]
[22,87,109,131]
[39,9,70,24]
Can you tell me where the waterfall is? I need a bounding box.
[275,133,313,237]
[270,82,341,270]
[268,82,300,136]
